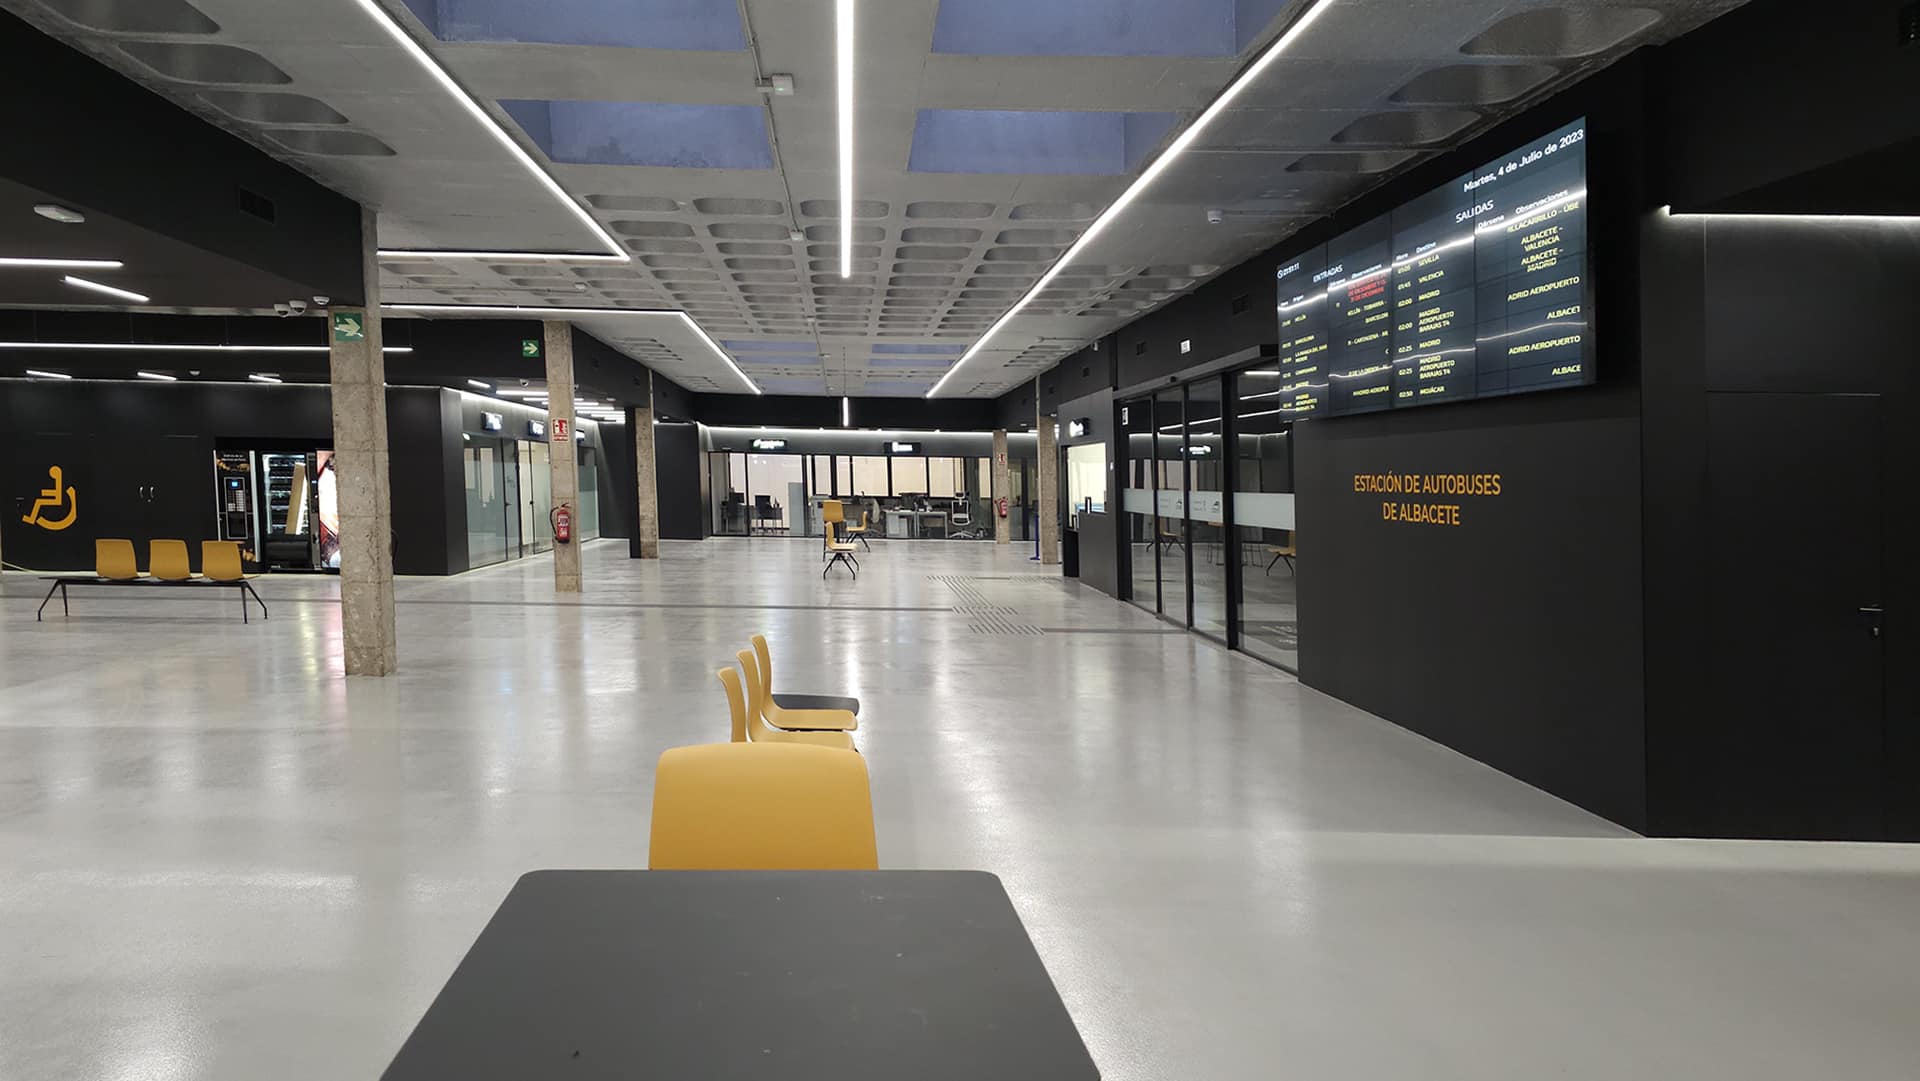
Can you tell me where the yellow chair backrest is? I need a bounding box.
[648,742,878,870]
[95,539,139,580]
[201,541,244,582]
[150,539,193,581]
[822,499,844,525]
[752,633,777,705]
[734,650,855,750]
[824,521,840,547]
[718,665,750,743]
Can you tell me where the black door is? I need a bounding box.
[4,433,91,571]
[1705,392,1885,839]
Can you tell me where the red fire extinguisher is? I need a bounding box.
[552,503,572,544]
[997,496,1009,518]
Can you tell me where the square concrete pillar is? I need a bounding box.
[992,429,1011,545]
[544,320,582,592]
[634,387,659,559]
[328,208,397,676]
[1036,408,1060,565]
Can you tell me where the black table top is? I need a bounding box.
[381,870,1100,1080]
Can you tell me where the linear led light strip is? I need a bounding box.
[0,342,413,353]
[837,0,855,278]
[0,257,124,268]
[382,303,760,395]
[349,0,626,263]
[926,0,1340,398]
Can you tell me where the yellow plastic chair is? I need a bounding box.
[822,521,859,579]
[648,742,878,870]
[752,633,859,723]
[202,541,269,621]
[844,508,872,551]
[95,539,143,580]
[150,539,197,581]
[820,499,845,557]
[720,654,855,752]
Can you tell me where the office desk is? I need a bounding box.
[381,870,1100,1080]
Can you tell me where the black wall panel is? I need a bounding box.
[1294,392,1648,828]
[654,423,705,540]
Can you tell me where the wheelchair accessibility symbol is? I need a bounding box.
[21,465,78,531]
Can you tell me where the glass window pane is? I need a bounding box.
[835,456,852,497]
[1233,367,1297,670]
[747,453,802,531]
[926,457,959,498]
[851,456,889,497]
[464,439,508,568]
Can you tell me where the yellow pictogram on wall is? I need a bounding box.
[21,466,78,531]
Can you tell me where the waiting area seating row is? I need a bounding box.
[37,539,267,622]
[646,632,874,871]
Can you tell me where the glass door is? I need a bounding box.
[1122,398,1157,612]
[1153,387,1189,624]
[1233,367,1299,669]
[1187,377,1229,641]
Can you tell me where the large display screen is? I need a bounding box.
[1273,118,1591,417]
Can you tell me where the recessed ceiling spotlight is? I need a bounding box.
[33,204,85,224]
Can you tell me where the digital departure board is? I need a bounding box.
[1273,119,1591,417]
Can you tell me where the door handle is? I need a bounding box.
[1859,605,1883,639]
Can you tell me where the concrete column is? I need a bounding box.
[329,207,397,676]
[991,429,1010,545]
[1036,407,1060,566]
[544,321,582,592]
[633,377,659,559]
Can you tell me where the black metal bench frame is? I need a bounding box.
[37,576,269,623]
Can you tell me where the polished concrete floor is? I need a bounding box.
[3,538,1919,1080]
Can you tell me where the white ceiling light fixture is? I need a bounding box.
[927,0,1340,397]
[136,370,177,381]
[33,204,87,224]
[381,303,760,395]
[494,388,547,397]
[0,342,412,354]
[62,275,150,304]
[0,257,123,269]
[24,368,72,379]
[837,0,855,279]
[467,379,493,390]
[347,0,628,264]
[841,396,850,427]
[248,373,283,383]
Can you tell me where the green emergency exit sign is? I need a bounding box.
[521,339,540,358]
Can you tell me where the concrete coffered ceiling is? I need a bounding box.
[6,0,1748,397]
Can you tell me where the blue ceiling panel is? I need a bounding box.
[910,109,1176,175]
[1234,0,1293,51]
[866,357,953,369]
[933,0,1235,57]
[862,380,935,396]
[871,344,967,355]
[430,0,745,50]
[724,340,818,352]
[758,377,825,394]
[740,355,821,366]
[501,100,772,169]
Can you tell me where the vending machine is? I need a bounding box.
[212,452,261,566]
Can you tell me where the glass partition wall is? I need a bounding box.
[706,450,1002,540]
[1120,363,1300,669]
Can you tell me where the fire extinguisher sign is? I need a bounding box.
[550,417,570,442]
